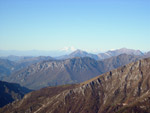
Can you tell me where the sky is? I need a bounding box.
[0,0,150,52]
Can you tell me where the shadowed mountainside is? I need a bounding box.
[0,81,31,108]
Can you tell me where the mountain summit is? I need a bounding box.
[57,49,99,60]
[69,49,98,58]
[69,49,87,56]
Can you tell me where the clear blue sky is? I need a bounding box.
[0,0,150,51]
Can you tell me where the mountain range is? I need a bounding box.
[0,48,146,60]
[0,59,16,80]
[1,57,150,113]
[56,48,144,60]
[1,48,149,90]
[4,54,140,90]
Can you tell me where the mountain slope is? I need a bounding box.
[107,48,143,56]
[100,53,140,72]
[0,56,54,80]
[4,54,140,90]
[1,57,150,113]
[144,51,150,58]
[0,81,31,108]
[0,59,16,80]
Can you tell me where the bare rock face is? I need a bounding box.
[1,57,150,113]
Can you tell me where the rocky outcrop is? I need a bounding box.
[1,57,150,113]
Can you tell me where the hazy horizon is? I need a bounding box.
[0,47,149,57]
